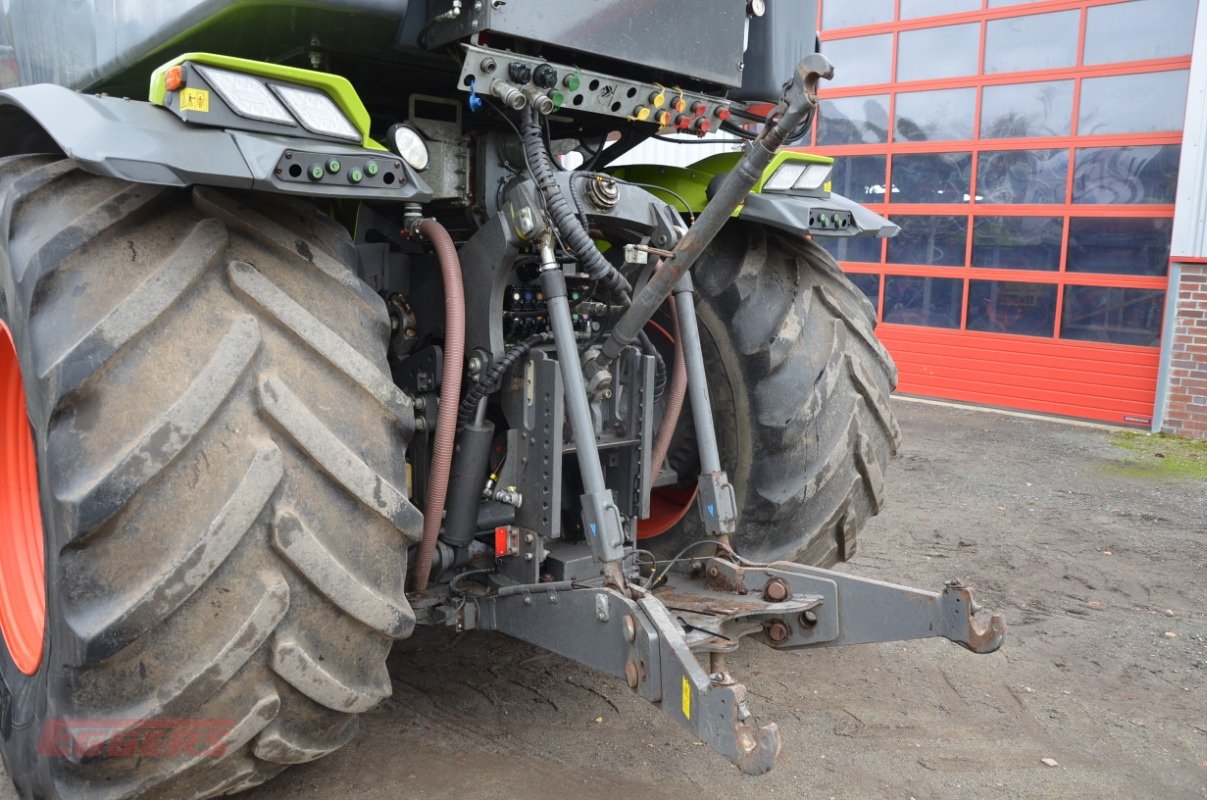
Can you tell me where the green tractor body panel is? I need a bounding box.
[612,151,896,240]
[149,52,383,150]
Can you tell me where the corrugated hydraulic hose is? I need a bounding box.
[520,108,631,296]
[412,218,465,593]
[649,296,686,482]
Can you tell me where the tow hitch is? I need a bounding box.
[458,556,1004,775]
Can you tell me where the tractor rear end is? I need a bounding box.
[0,3,1003,798]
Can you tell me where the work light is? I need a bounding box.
[273,84,361,141]
[195,65,295,125]
[762,160,832,192]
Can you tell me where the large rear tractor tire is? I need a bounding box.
[645,223,901,566]
[0,156,422,800]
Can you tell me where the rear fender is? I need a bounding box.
[609,151,898,240]
[0,84,431,202]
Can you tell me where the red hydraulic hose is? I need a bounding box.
[649,294,686,483]
[412,219,464,593]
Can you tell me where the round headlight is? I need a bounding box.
[388,124,429,171]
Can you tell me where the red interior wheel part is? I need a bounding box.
[638,486,697,540]
[636,318,697,540]
[0,320,45,675]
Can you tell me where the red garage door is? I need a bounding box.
[810,0,1195,426]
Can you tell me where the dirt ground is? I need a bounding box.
[4,399,1205,799]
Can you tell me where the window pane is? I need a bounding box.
[1066,217,1173,276]
[898,23,980,82]
[884,276,964,328]
[823,35,893,88]
[891,153,972,203]
[981,80,1075,139]
[887,216,968,266]
[984,11,1079,73]
[1073,145,1180,205]
[1079,71,1190,135]
[989,0,1048,5]
[818,235,883,263]
[972,216,1063,270]
[845,273,881,312]
[1085,0,1198,65]
[817,95,890,145]
[901,0,980,18]
[830,155,887,204]
[1061,286,1164,346]
[977,149,1069,205]
[895,87,976,142]
[822,0,894,30]
[968,281,1057,337]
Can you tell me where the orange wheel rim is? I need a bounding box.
[0,320,45,674]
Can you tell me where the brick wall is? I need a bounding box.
[1163,263,1207,439]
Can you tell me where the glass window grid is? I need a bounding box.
[812,0,1189,347]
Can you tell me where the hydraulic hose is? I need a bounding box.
[412,218,465,593]
[520,108,631,296]
[649,296,686,483]
[588,54,832,375]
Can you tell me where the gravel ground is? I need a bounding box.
[3,399,1204,799]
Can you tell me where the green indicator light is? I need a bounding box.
[550,91,565,110]
[308,165,324,181]
[348,169,364,184]
[563,71,580,91]
[327,159,341,174]
[364,160,379,176]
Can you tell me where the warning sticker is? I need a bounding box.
[681,676,692,720]
[180,88,210,113]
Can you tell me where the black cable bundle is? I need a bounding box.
[519,108,631,296]
[457,333,553,427]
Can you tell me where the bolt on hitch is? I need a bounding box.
[463,559,1004,775]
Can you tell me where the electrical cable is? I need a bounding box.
[457,332,552,427]
[651,133,747,145]
[611,178,697,223]
[449,569,494,597]
[636,328,667,400]
[645,539,734,590]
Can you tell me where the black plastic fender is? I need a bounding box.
[0,84,431,202]
[739,189,900,240]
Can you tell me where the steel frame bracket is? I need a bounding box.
[469,585,782,774]
[702,558,1006,654]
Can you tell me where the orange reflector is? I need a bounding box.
[165,65,184,92]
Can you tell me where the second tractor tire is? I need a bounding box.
[656,223,901,566]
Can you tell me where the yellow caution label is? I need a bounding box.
[681,676,692,720]
[824,180,832,193]
[180,88,210,113]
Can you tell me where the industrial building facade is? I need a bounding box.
[812,0,1202,429]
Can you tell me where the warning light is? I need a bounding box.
[494,526,518,557]
[165,65,184,92]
